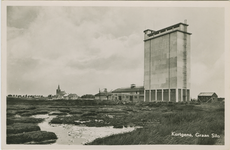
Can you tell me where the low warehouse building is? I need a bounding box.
[198,92,218,102]
[111,84,144,102]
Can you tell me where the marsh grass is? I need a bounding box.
[7,131,57,144]
[7,98,224,145]
[7,117,44,125]
[50,115,81,124]
[20,110,49,116]
[7,105,36,110]
[7,123,40,134]
[87,103,224,145]
[49,112,68,115]
[69,111,83,114]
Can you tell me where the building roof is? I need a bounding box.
[143,29,155,34]
[158,22,188,32]
[144,23,188,34]
[198,92,217,97]
[95,92,112,97]
[112,86,144,93]
[144,22,192,42]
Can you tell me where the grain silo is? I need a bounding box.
[143,21,191,102]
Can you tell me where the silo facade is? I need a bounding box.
[144,23,191,102]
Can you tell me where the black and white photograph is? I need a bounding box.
[1,1,229,149]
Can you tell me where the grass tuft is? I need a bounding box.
[7,131,57,144]
[7,123,40,134]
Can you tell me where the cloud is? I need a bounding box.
[7,6,40,29]
[191,62,209,86]
[6,6,225,97]
[191,53,224,97]
[68,54,142,71]
[7,6,145,95]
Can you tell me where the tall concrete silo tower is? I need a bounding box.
[143,22,191,102]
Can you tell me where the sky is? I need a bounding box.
[6,6,225,98]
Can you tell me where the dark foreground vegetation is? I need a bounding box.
[7,97,224,145]
[7,131,57,144]
[6,114,57,144]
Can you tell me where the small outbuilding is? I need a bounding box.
[198,92,218,102]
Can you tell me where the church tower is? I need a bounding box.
[56,85,61,95]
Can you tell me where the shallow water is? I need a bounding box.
[33,114,137,145]
[15,114,21,118]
